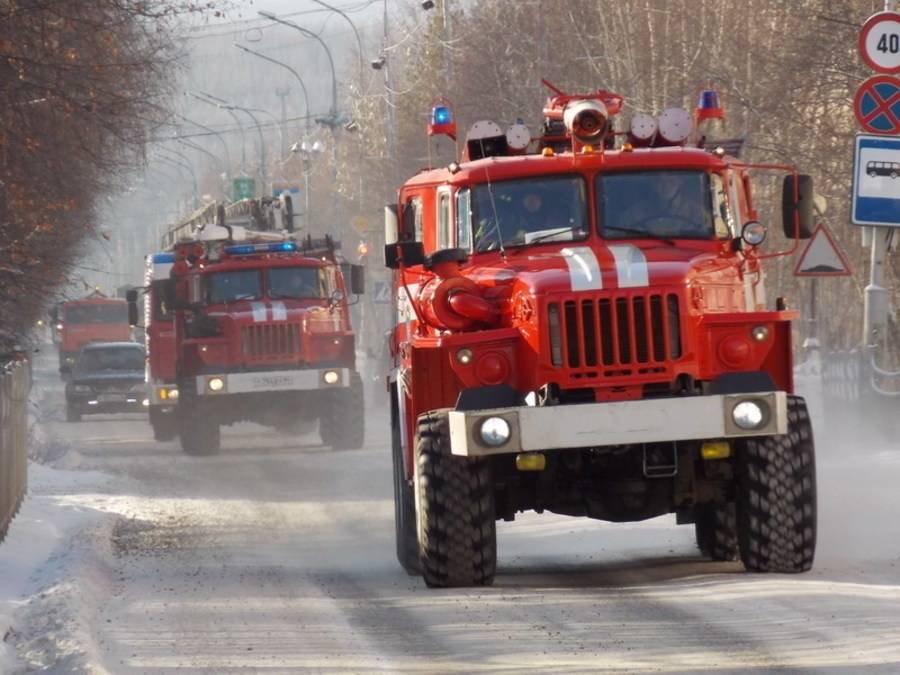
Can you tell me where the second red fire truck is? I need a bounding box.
[132,198,366,455]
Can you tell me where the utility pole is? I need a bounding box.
[275,87,289,163]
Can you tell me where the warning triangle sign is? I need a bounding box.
[794,224,852,277]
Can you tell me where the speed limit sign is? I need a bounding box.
[860,12,900,74]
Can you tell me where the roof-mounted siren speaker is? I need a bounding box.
[563,99,608,145]
[628,113,657,147]
[656,107,694,146]
[465,120,508,160]
[505,123,531,155]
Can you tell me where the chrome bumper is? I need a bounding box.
[447,392,789,457]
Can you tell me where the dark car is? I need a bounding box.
[65,342,146,422]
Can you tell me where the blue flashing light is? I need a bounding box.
[432,105,453,125]
[697,89,720,110]
[152,252,175,264]
[224,241,298,256]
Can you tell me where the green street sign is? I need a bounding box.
[232,177,256,200]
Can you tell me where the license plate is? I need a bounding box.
[98,393,124,403]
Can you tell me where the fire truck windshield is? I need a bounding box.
[597,170,715,240]
[205,270,261,304]
[64,304,128,324]
[471,175,588,252]
[269,267,327,299]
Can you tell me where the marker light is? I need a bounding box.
[456,348,473,365]
[479,417,510,447]
[751,325,770,342]
[516,452,546,471]
[152,252,176,264]
[224,242,297,256]
[700,442,731,460]
[207,377,225,392]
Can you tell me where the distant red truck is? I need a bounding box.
[52,293,131,374]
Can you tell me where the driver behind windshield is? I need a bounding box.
[602,170,714,239]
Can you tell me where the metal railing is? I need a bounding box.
[0,358,30,543]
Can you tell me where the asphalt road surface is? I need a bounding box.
[9,352,900,673]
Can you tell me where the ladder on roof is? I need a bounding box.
[160,196,296,250]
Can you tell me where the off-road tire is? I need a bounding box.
[150,408,177,442]
[391,393,420,575]
[178,396,220,456]
[695,502,739,561]
[415,411,496,588]
[736,396,816,573]
[320,371,365,450]
[65,405,81,423]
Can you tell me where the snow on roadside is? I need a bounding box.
[0,463,115,672]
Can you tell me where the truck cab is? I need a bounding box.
[386,86,817,587]
[55,292,132,375]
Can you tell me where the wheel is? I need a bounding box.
[695,502,739,561]
[869,170,877,177]
[415,411,496,588]
[150,408,177,442]
[320,371,365,450]
[65,405,81,423]
[391,393,420,575]
[735,396,816,573]
[891,171,897,179]
[178,396,220,456]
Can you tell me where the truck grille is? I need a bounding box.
[241,323,301,359]
[548,293,682,375]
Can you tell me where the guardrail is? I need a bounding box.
[0,358,30,543]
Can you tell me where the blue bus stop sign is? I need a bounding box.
[852,134,900,227]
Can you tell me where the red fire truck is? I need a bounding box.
[52,291,131,375]
[131,199,366,455]
[385,85,818,587]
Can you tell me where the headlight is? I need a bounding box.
[65,356,76,363]
[479,417,511,447]
[72,384,91,393]
[167,388,179,400]
[322,370,340,385]
[732,400,767,430]
[207,377,225,392]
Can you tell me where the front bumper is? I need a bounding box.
[448,392,788,457]
[193,367,351,396]
[68,392,146,414]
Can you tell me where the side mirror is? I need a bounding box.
[49,306,58,322]
[384,241,425,269]
[349,264,365,295]
[782,174,814,239]
[125,289,138,303]
[384,204,399,245]
[127,298,139,327]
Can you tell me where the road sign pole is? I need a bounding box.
[863,226,893,347]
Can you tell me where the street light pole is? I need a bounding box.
[310,0,365,89]
[258,10,339,121]
[190,92,247,176]
[234,42,312,133]
[175,113,232,180]
[197,91,269,194]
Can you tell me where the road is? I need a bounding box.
[7,352,900,673]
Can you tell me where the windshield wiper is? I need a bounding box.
[603,226,675,246]
[509,227,580,256]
